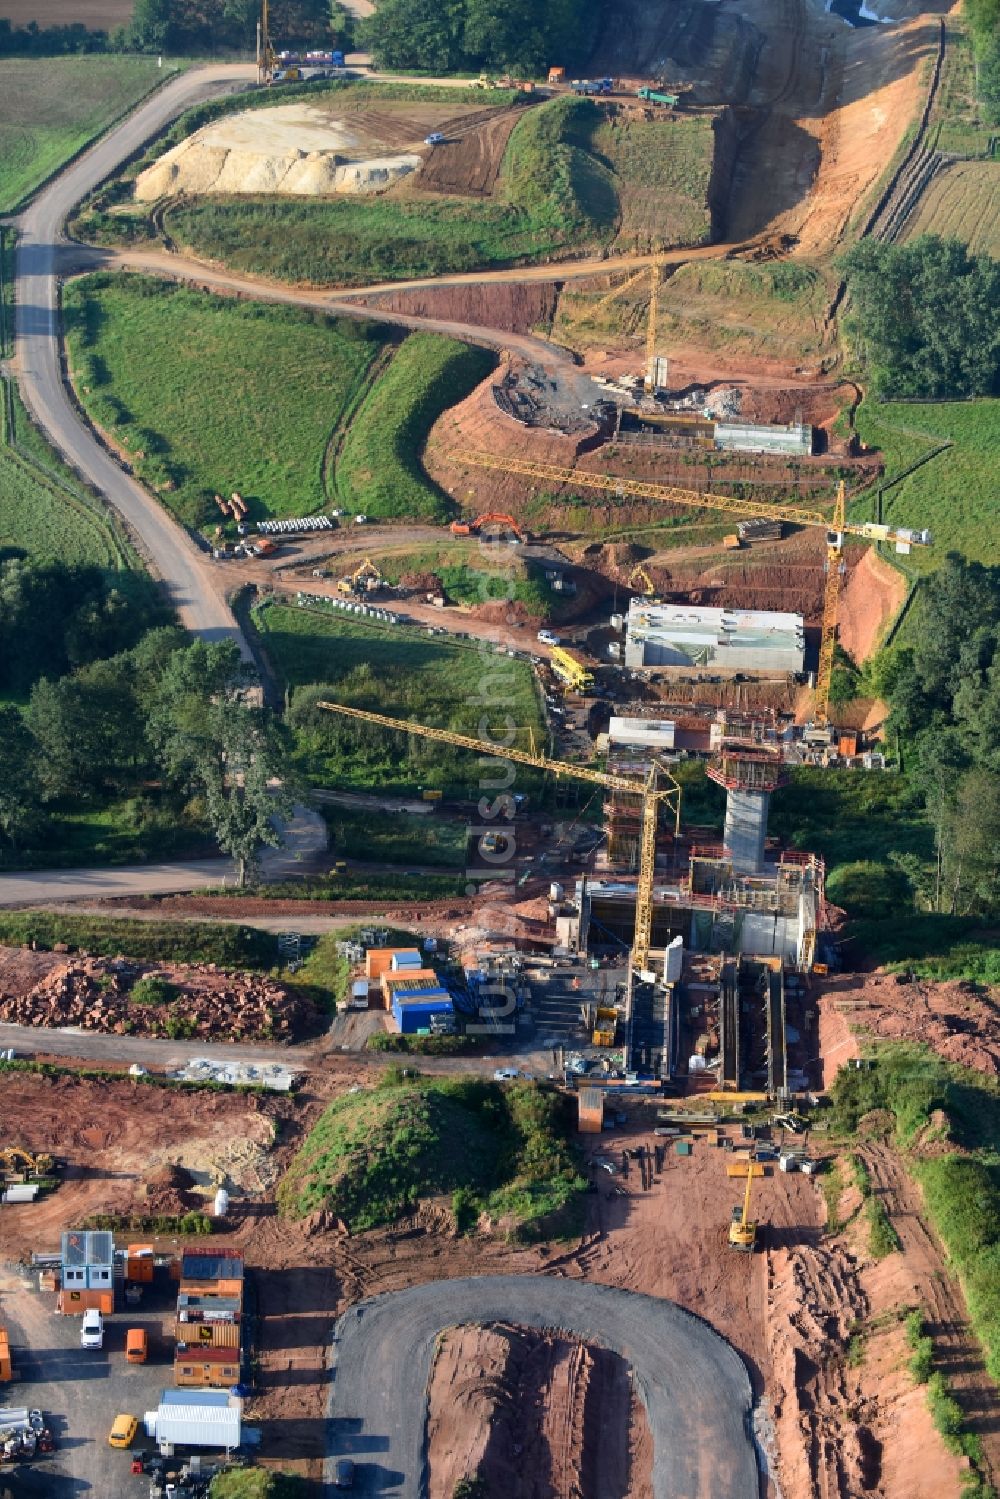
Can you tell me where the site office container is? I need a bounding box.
[174,1345,241,1388]
[365,947,421,981]
[58,1288,113,1315]
[0,1327,12,1381]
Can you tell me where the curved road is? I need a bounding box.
[327,1275,758,1497]
[14,64,256,644]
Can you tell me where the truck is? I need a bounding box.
[637,86,680,107]
[572,78,613,95]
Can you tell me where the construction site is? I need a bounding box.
[0,0,995,1495]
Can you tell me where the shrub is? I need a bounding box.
[130,975,177,1007]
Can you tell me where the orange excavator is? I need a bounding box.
[449,512,528,542]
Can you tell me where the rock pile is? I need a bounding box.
[0,953,316,1041]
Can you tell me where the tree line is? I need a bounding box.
[881,554,1000,916]
[841,237,1000,400]
[0,559,290,885]
[357,0,597,75]
[0,0,340,57]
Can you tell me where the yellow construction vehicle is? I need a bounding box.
[628,562,655,596]
[550,646,595,694]
[317,700,680,972]
[728,1163,758,1251]
[338,558,383,595]
[456,453,932,725]
[0,1147,57,1180]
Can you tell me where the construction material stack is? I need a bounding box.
[172,1251,244,1389]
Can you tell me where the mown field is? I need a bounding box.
[903,162,1000,260]
[855,398,1000,573]
[63,278,491,529]
[555,258,833,365]
[0,55,167,212]
[335,333,492,520]
[594,112,716,250]
[255,601,545,793]
[0,427,122,568]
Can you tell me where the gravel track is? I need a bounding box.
[326,1274,758,1497]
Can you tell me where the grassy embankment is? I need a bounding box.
[830,1044,1000,1488]
[0,911,278,967]
[254,599,545,795]
[593,111,717,251]
[555,258,833,367]
[278,1073,585,1236]
[334,333,493,520]
[1,386,127,568]
[0,55,170,212]
[323,804,467,868]
[162,93,618,286]
[62,277,483,527]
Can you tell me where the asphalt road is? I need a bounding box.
[14,64,256,646]
[327,1275,758,1498]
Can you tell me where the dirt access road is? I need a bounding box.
[327,1275,757,1498]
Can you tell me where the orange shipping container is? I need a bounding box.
[0,1327,12,1382]
[58,1288,113,1315]
[577,1087,604,1135]
[126,1244,155,1284]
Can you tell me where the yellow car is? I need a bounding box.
[109,1414,138,1449]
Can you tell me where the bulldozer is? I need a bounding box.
[728,1164,758,1252]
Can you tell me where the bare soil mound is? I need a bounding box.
[838,547,907,662]
[0,946,318,1041]
[135,104,420,200]
[426,1321,652,1499]
[354,280,560,335]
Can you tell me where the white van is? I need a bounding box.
[80,1310,104,1349]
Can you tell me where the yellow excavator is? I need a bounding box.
[0,1147,57,1181]
[728,1165,758,1252]
[338,558,383,595]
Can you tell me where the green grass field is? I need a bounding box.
[1,380,132,570]
[854,399,1000,573]
[335,334,492,521]
[256,601,545,792]
[63,275,388,529]
[278,1075,584,1236]
[0,56,170,212]
[594,112,716,251]
[323,804,467,867]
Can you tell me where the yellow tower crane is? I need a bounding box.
[591,256,666,392]
[454,453,932,726]
[316,700,681,972]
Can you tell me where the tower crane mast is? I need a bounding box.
[317,700,681,972]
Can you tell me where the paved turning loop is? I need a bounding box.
[326,1274,758,1497]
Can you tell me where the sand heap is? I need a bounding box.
[135,103,420,200]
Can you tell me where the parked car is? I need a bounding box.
[424,132,445,145]
[108,1414,138,1449]
[493,1067,527,1081]
[335,1458,356,1488]
[80,1310,104,1349]
[537,629,560,646]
